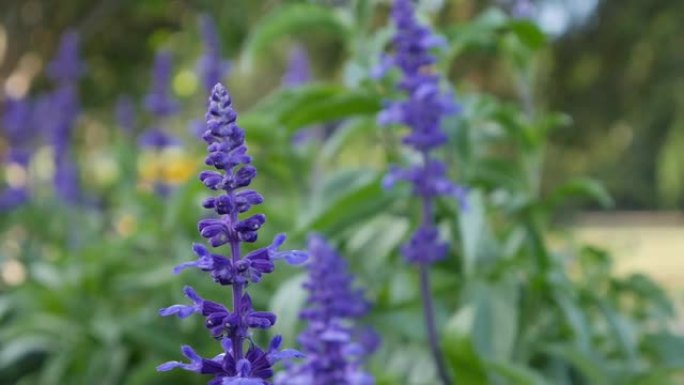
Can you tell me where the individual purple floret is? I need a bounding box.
[277,234,375,385]
[159,83,307,385]
[198,14,231,91]
[377,1,464,384]
[143,51,179,118]
[281,45,311,87]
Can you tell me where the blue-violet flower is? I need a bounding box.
[47,31,84,203]
[377,1,464,384]
[115,95,136,135]
[159,83,307,385]
[1,97,33,210]
[198,14,231,92]
[379,0,466,265]
[281,45,311,87]
[277,234,375,385]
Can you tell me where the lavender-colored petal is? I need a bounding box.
[272,250,308,265]
[159,304,197,318]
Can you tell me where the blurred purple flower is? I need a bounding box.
[511,0,535,19]
[137,128,180,150]
[380,0,466,266]
[46,31,85,204]
[159,84,306,384]
[115,95,136,135]
[2,97,31,146]
[0,188,29,212]
[282,45,311,87]
[2,98,32,167]
[46,30,86,84]
[197,14,231,91]
[377,2,465,384]
[187,119,203,139]
[143,51,179,118]
[277,234,375,385]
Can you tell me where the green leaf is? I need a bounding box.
[320,118,375,164]
[462,279,519,362]
[542,344,609,385]
[446,7,508,58]
[84,345,128,385]
[269,273,307,343]
[38,347,73,385]
[553,291,592,353]
[508,20,547,50]
[242,4,351,67]
[595,299,639,365]
[0,336,53,369]
[280,88,381,131]
[248,84,381,134]
[545,178,614,209]
[642,333,684,367]
[457,189,499,276]
[443,305,489,384]
[486,360,549,385]
[298,172,392,235]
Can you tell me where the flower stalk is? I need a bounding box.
[378,1,467,384]
[158,83,307,384]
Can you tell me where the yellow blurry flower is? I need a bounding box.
[115,213,138,237]
[137,148,198,189]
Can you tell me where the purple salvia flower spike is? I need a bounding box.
[1,98,33,210]
[198,14,231,91]
[2,97,31,150]
[277,234,376,385]
[381,0,466,260]
[46,30,86,84]
[159,83,306,385]
[139,51,181,195]
[46,31,85,204]
[143,51,179,117]
[378,0,467,384]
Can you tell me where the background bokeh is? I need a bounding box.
[3,0,683,209]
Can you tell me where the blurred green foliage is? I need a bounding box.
[0,1,682,385]
[545,0,684,209]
